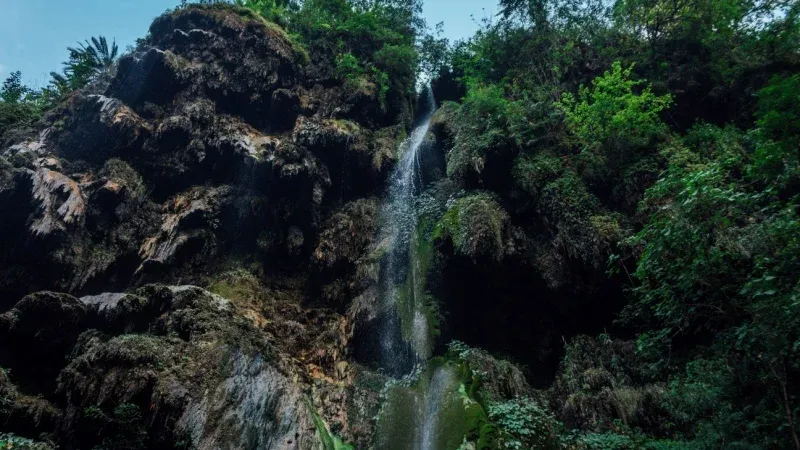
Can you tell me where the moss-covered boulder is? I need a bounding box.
[434,192,510,262]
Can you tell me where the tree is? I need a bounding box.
[0,72,28,104]
[66,36,119,80]
[556,61,672,167]
[0,72,41,140]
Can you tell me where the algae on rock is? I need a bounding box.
[374,358,487,450]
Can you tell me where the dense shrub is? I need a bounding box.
[487,397,562,450]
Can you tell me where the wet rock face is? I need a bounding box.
[178,353,316,450]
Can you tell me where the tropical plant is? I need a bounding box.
[48,35,119,97]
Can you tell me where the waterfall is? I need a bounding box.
[419,366,453,450]
[377,86,437,375]
[374,361,474,450]
[372,87,473,450]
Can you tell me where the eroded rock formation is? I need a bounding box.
[0,5,407,449]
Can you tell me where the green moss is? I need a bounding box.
[434,192,509,261]
[103,334,167,367]
[314,198,379,272]
[207,269,262,304]
[289,37,310,66]
[392,213,441,360]
[375,359,488,450]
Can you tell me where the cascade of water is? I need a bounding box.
[377,86,437,375]
[419,366,453,450]
[374,361,469,450]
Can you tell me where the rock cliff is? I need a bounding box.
[0,5,409,449]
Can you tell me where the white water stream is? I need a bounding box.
[377,87,437,374]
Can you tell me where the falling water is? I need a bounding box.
[377,86,437,375]
[419,366,454,450]
[372,87,470,450]
[374,361,470,450]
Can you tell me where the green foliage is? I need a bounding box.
[441,82,524,182]
[70,36,119,78]
[557,61,672,154]
[373,44,418,93]
[49,35,120,96]
[336,52,365,81]
[486,397,562,450]
[566,426,683,450]
[1,72,29,104]
[751,73,800,188]
[234,0,292,26]
[292,0,421,102]
[1,34,120,130]
[620,110,800,446]
[0,434,52,450]
[0,72,43,140]
[512,153,565,195]
[223,0,429,112]
[431,0,800,446]
[418,21,449,77]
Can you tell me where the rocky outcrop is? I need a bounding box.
[0,154,159,305]
[0,4,410,449]
[312,198,380,308]
[0,4,392,304]
[0,284,330,449]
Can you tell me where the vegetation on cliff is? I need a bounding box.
[1,0,799,448]
[422,0,800,447]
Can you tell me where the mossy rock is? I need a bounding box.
[374,358,488,450]
[314,198,379,269]
[434,192,509,261]
[162,4,308,65]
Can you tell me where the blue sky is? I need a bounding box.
[0,0,498,88]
